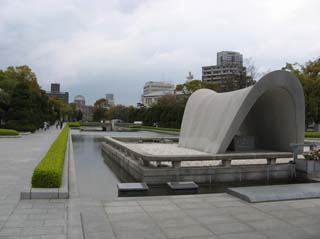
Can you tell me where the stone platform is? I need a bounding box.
[227,183,320,202]
[101,137,295,184]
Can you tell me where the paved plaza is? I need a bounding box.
[0,130,320,238]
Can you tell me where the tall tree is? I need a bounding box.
[283,58,320,127]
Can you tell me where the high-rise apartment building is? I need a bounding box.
[217,51,243,66]
[46,83,69,104]
[202,51,252,92]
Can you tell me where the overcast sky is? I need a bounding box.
[0,0,319,105]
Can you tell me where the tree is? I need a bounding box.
[283,58,320,127]
[0,90,10,126]
[76,109,83,121]
[93,98,108,121]
[0,65,68,131]
[5,81,38,132]
[177,80,220,94]
[143,95,187,128]
[106,105,129,121]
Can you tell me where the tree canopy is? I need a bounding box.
[283,58,320,124]
[0,65,71,131]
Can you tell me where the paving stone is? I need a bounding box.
[163,225,213,238]
[194,215,239,225]
[85,231,115,239]
[41,234,66,239]
[156,216,198,228]
[107,212,149,222]
[114,228,167,239]
[284,215,320,226]
[20,226,65,236]
[266,209,307,219]
[0,227,22,236]
[247,218,293,231]
[208,222,253,235]
[219,231,267,239]
[105,205,144,214]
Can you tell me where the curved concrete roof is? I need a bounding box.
[178,70,305,154]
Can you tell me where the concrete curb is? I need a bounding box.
[0,135,21,138]
[20,132,70,199]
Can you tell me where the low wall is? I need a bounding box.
[101,141,295,184]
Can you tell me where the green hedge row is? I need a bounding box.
[305,132,320,138]
[129,125,180,132]
[31,126,69,188]
[67,122,80,128]
[0,128,19,136]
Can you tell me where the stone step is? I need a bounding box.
[227,182,320,202]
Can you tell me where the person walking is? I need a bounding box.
[56,120,60,129]
[43,121,47,131]
[60,120,63,129]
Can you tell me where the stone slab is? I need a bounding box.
[117,183,148,192]
[227,183,320,202]
[30,188,59,199]
[167,181,199,190]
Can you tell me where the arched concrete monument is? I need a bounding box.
[179,70,305,154]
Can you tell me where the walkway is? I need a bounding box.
[0,128,70,239]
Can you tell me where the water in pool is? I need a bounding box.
[72,130,172,201]
[72,131,315,200]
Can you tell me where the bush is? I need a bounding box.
[0,128,19,135]
[67,122,80,128]
[129,125,180,132]
[31,126,69,188]
[5,121,37,132]
[305,132,320,138]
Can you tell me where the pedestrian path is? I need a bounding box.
[0,128,69,238]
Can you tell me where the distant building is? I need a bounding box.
[74,95,86,110]
[186,72,194,82]
[46,83,69,104]
[202,51,253,92]
[143,81,175,95]
[73,95,92,121]
[105,94,115,106]
[141,81,175,107]
[141,90,188,107]
[142,91,173,107]
[217,51,243,66]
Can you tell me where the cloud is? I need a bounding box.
[0,0,319,105]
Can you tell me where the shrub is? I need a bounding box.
[5,121,37,132]
[305,132,320,138]
[31,126,69,188]
[129,125,180,132]
[0,128,19,135]
[67,122,80,128]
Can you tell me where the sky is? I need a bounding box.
[0,0,319,105]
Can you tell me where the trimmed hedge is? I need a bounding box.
[305,132,320,138]
[67,122,80,128]
[129,125,180,132]
[0,128,19,136]
[32,126,69,188]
